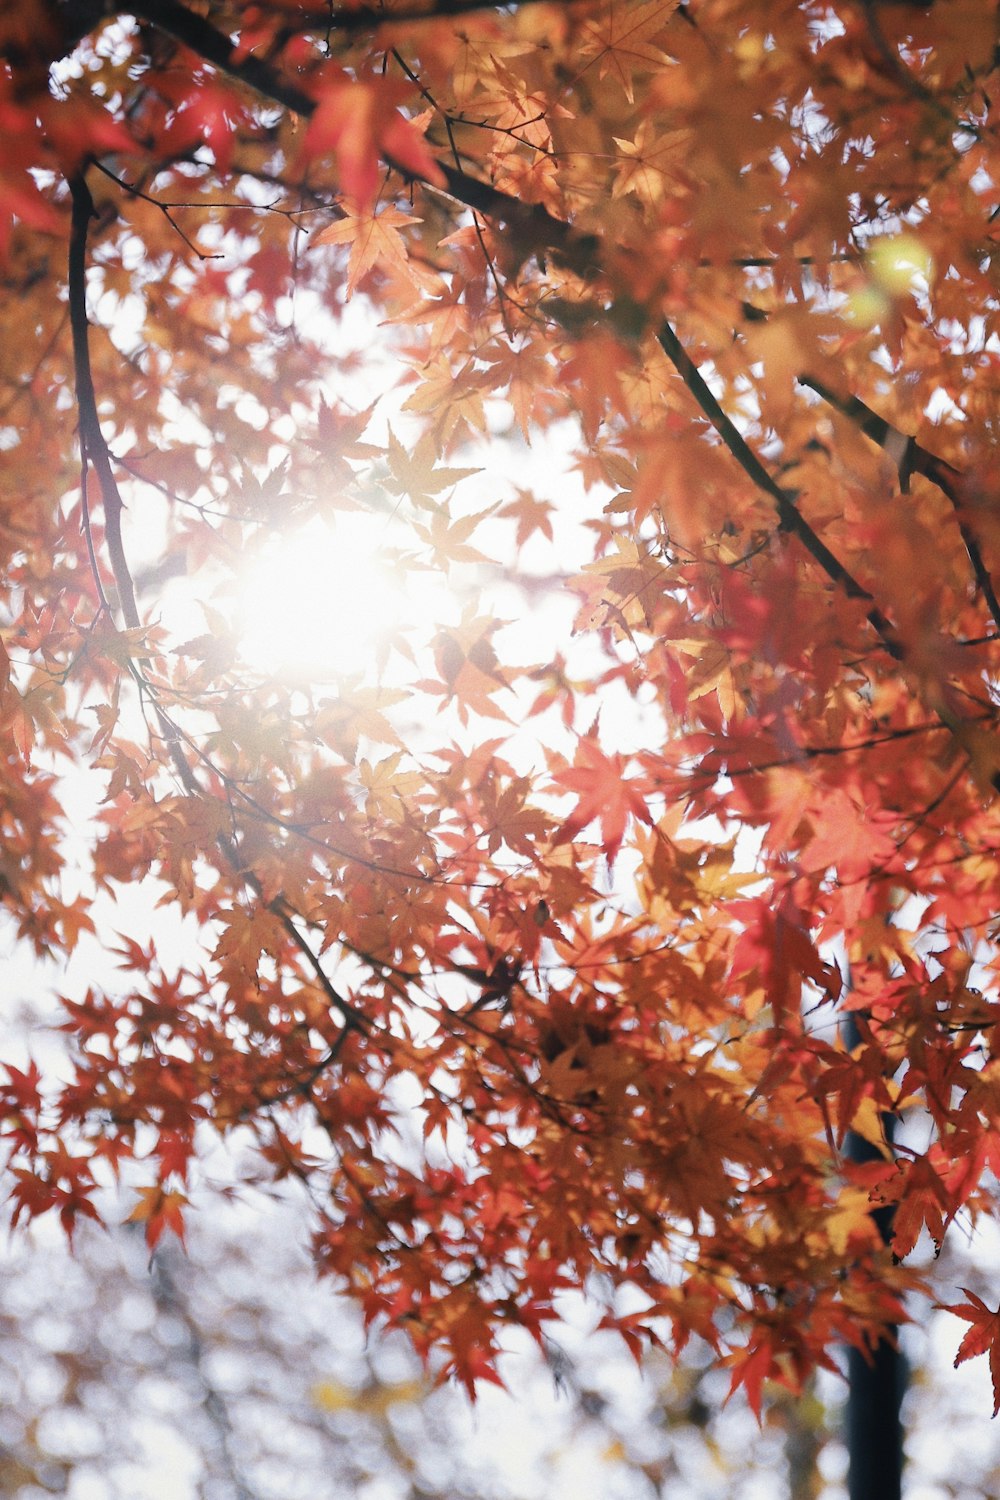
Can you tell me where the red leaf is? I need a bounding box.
[303,74,443,209]
[943,1290,1000,1416]
[553,740,651,863]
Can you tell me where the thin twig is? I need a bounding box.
[90,161,223,260]
[129,0,601,275]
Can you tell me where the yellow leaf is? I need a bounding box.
[311,1380,356,1412]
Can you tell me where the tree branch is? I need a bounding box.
[69,190,371,1034]
[256,0,565,34]
[655,320,904,660]
[799,374,1000,632]
[68,172,141,629]
[657,327,1000,787]
[128,0,600,273]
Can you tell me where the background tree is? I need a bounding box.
[0,1182,839,1500]
[0,1164,997,1497]
[2,0,1000,1415]
[1,1176,995,1498]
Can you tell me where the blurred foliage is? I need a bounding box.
[0,1185,996,1498]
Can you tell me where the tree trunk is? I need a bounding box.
[844,1014,903,1500]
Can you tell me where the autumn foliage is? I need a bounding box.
[3,0,1000,1408]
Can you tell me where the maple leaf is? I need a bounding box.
[423,610,512,724]
[578,0,677,104]
[303,72,444,209]
[800,789,899,885]
[552,740,652,864]
[498,487,555,548]
[557,332,636,443]
[311,398,380,490]
[726,1337,776,1423]
[611,120,690,205]
[413,503,493,570]
[156,1130,195,1183]
[874,1154,956,1261]
[401,357,489,443]
[384,427,481,511]
[729,893,841,1019]
[943,1290,1000,1416]
[481,340,558,440]
[212,904,287,987]
[126,1185,189,1251]
[153,82,244,175]
[312,205,421,296]
[358,750,423,820]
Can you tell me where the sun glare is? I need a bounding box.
[236,513,412,681]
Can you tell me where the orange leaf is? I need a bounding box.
[125,1186,189,1251]
[313,205,420,296]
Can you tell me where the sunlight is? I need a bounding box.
[236,512,412,681]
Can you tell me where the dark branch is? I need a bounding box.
[68,172,141,629]
[128,0,600,273]
[129,0,316,114]
[274,903,371,1033]
[70,192,372,1032]
[55,0,564,54]
[256,0,564,34]
[708,719,954,782]
[799,374,1000,632]
[655,320,904,660]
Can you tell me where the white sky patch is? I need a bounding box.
[236,511,423,681]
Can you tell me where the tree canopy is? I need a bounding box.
[3,0,1000,1409]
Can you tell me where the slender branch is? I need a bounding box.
[91,159,322,229]
[270,895,371,1034]
[655,320,904,660]
[658,326,1000,787]
[703,719,954,782]
[269,0,564,33]
[68,172,394,1019]
[799,374,1000,632]
[731,253,852,268]
[158,718,371,1033]
[69,211,372,1037]
[67,172,141,629]
[90,161,225,260]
